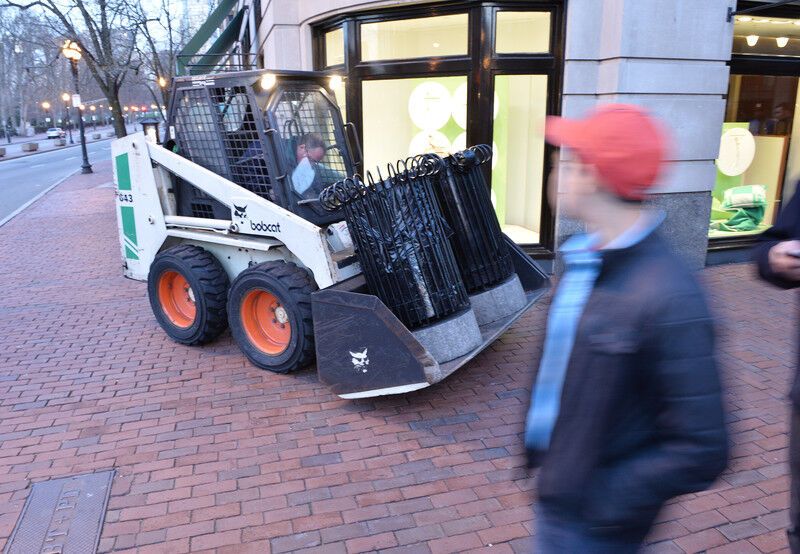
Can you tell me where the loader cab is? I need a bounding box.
[166,70,358,227]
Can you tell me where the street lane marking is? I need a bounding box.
[65,156,77,160]
[30,164,44,168]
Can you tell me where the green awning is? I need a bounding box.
[188,9,246,75]
[176,0,242,75]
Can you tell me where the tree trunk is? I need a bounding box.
[107,92,126,138]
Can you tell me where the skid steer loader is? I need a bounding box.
[112,68,548,399]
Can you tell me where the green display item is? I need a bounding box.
[722,184,767,209]
[709,204,765,232]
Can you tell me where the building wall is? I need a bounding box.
[560,0,736,268]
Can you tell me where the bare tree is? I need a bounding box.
[128,0,212,121]
[2,0,140,137]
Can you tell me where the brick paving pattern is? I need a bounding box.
[0,161,796,553]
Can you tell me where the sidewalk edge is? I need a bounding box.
[0,170,79,228]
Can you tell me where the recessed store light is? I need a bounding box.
[432,42,440,48]
[746,34,760,46]
[738,16,753,22]
[778,36,790,47]
[757,18,771,23]
[772,19,786,24]
[794,20,800,26]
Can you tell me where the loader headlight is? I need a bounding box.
[260,73,277,91]
[328,75,344,90]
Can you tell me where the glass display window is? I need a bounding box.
[361,76,468,171]
[314,2,561,252]
[710,74,799,238]
[495,11,551,54]
[325,28,345,67]
[492,75,548,244]
[360,14,468,62]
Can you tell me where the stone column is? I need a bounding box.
[258,0,304,69]
[558,0,736,269]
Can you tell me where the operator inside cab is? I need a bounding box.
[290,133,344,200]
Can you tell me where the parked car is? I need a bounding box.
[46,127,65,139]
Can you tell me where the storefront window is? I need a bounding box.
[710,74,800,238]
[325,28,345,67]
[360,14,468,62]
[315,2,561,250]
[361,76,467,172]
[495,11,551,54]
[493,75,548,244]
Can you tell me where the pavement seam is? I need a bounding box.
[0,170,79,228]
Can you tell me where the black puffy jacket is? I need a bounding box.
[533,231,729,541]
[754,187,800,406]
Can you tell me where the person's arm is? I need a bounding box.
[754,186,800,289]
[585,289,728,531]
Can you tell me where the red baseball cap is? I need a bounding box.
[545,104,669,200]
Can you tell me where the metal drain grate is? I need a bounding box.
[4,470,115,554]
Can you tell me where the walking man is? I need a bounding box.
[527,104,729,552]
[755,190,800,553]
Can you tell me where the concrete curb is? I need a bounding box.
[0,170,78,228]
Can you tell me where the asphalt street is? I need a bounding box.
[0,139,114,224]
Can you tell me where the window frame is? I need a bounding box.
[312,0,564,257]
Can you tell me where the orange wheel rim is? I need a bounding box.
[158,270,196,328]
[240,289,291,355]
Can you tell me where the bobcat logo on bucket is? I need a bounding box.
[350,348,369,373]
[234,204,247,218]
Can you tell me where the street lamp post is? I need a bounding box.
[61,92,74,145]
[62,40,92,174]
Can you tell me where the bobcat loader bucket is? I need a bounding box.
[312,237,549,399]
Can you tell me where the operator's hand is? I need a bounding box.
[768,240,800,282]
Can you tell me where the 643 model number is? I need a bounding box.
[117,192,134,203]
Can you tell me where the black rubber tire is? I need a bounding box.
[227,261,317,373]
[147,244,230,345]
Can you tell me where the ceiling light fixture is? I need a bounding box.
[757,18,770,23]
[746,35,760,46]
[794,20,800,26]
[738,16,753,22]
[778,36,790,47]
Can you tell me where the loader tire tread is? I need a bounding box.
[148,245,230,346]
[228,261,317,373]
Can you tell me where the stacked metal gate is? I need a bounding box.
[320,155,469,329]
[433,145,514,293]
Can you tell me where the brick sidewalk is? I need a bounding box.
[0,162,795,553]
